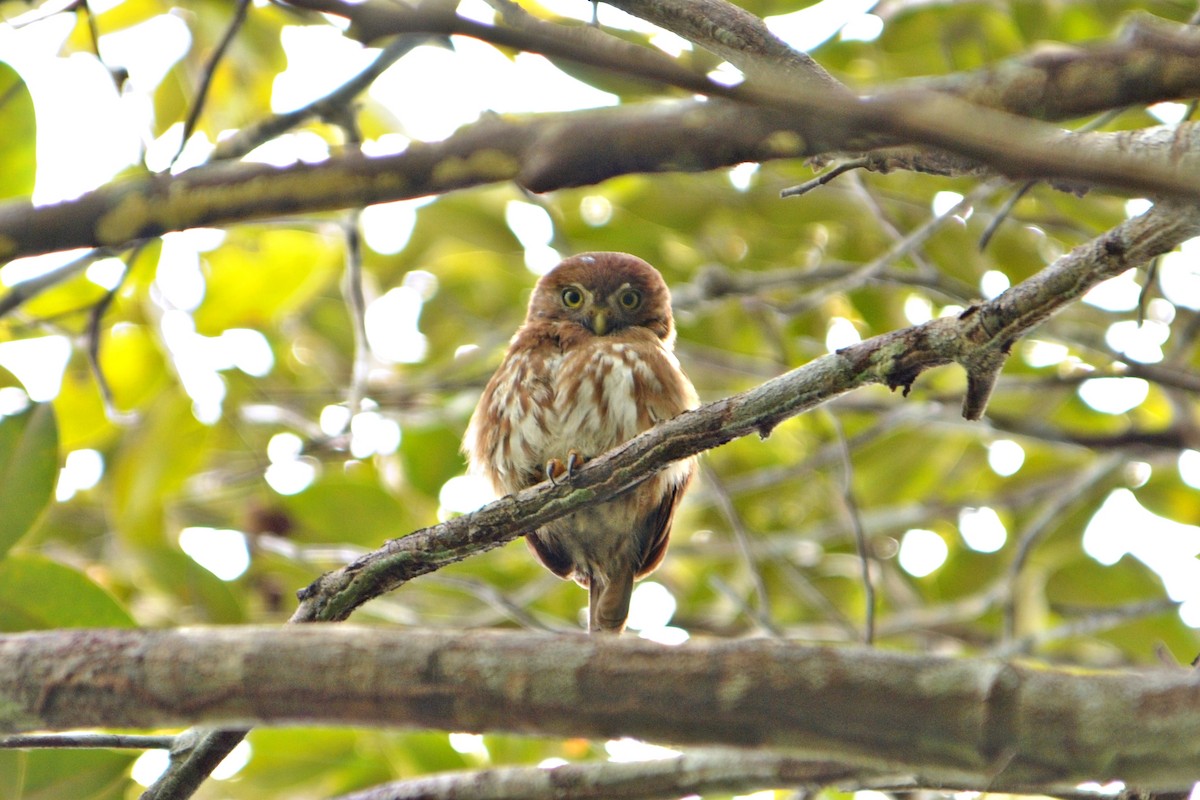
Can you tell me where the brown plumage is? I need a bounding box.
[463,252,698,633]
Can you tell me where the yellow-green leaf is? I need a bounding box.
[0,553,133,631]
[0,402,58,559]
[0,61,35,201]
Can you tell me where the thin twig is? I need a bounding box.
[1137,255,1159,326]
[780,158,870,198]
[1003,453,1124,641]
[993,597,1179,658]
[0,249,107,320]
[782,181,1001,315]
[170,0,253,168]
[708,575,780,634]
[1,733,176,750]
[826,411,875,645]
[978,104,1130,251]
[328,749,860,800]
[210,33,428,161]
[430,575,563,632]
[342,215,370,417]
[702,463,779,635]
[978,181,1035,252]
[84,245,143,423]
[777,558,862,640]
[336,107,371,418]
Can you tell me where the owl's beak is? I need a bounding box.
[589,310,610,336]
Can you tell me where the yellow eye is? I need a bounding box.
[561,287,584,308]
[618,289,641,310]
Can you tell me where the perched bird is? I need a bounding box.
[463,252,698,633]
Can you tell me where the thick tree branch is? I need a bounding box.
[605,3,1200,123]
[139,201,1200,800]
[4,626,1200,793]
[295,202,1200,623]
[6,15,1200,263]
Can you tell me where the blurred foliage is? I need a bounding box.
[0,0,1198,798]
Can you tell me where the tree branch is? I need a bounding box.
[0,732,176,750]
[330,751,861,800]
[144,202,1200,798]
[6,13,1200,263]
[598,0,842,89]
[4,626,1200,793]
[295,202,1200,623]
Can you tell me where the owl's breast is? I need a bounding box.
[466,331,695,496]
[552,340,670,457]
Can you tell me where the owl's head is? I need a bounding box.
[528,252,675,342]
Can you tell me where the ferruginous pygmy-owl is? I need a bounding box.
[463,252,698,633]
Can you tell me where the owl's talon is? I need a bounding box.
[545,458,567,485]
[545,450,587,484]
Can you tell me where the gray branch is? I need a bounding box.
[330,751,860,800]
[3,626,1200,794]
[6,15,1200,262]
[295,202,1200,624]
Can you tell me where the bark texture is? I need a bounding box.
[3,626,1199,793]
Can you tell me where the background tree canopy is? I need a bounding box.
[1,0,1200,798]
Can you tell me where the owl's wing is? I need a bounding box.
[525,532,576,580]
[464,330,559,495]
[636,342,700,428]
[634,469,692,579]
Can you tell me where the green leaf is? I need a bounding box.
[0,402,59,559]
[398,423,466,498]
[192,228,341,335]
[109,390,210,548]
[0,748,134,800]
[137,548,247,624]
[0,553,134,631]
[0,61,35,201]
[282,469,419,548]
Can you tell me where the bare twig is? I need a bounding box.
[827,411,875,645]
[1,733,176,750]
[0,249,107,319]
[329,749,860,800]
[170,0,252,168]
[783,181,1000,315]
[342,212,370,417]
[1002,453,1124,641]
[84,244,143,423]
[993,597,1180,658]
[210,33,432,162]
[702,463,778,634]
[140,728,251,800]
[781,158,871,197]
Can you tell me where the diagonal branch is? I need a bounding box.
[125,197,1200,800]
[296,202,1200,623]
[598,0,842,88]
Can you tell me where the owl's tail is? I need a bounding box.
[589,569,635,634]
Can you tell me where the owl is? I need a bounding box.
[463,252,699,633]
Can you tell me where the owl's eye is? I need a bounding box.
[561,287,584,308]
[617,289,641,310]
